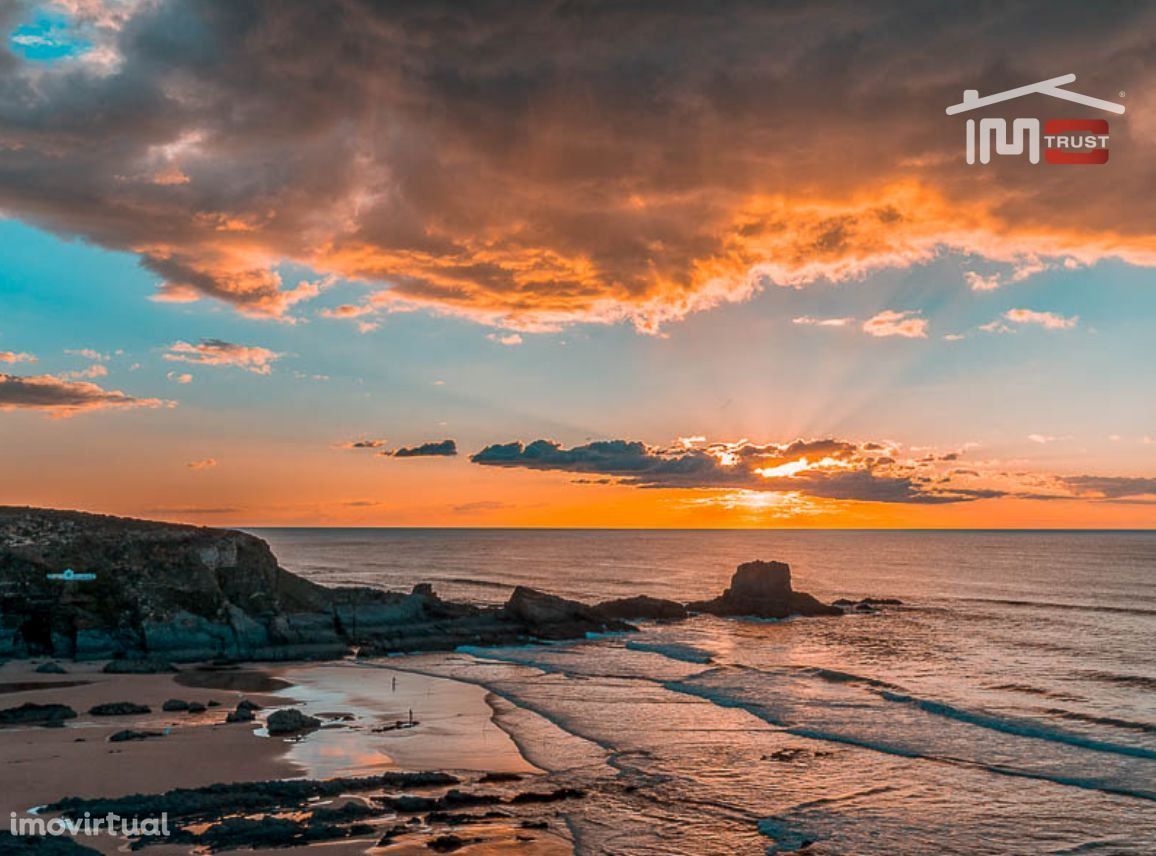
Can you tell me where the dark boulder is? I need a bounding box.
[109,729,164,742]
[428,835,477,852]
[0,831,100,854]
[500,587,634,639]
[102,658,177,674]
[225,705,255,723]
[89,702,151,716]
[161,699,190,712]
[832,596,903,612]
[442,789,501,807]
[687,561,841,619]
[594,595,687,621]
[47,771,460,820]
[381,794,439,813]
[266,708,321,735]
[0,702,77,726]
[478,772,523,783]
[35,661,68,674]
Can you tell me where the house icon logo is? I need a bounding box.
[946,74,1124,165]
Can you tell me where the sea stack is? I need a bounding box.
[686,560,841,618]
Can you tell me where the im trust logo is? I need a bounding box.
[946,74,1125,165]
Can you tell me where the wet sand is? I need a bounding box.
[274,661,542,778]
[0,659,296,812]
[0,657,565,855]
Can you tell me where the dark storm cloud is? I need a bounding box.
[2,1,1156,329]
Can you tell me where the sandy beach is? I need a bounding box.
[0,657,571,854]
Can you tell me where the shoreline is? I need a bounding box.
[0,656,575,854]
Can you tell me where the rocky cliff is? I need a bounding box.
[0,507,635,661]
[0,507,840,663]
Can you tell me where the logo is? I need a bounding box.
[946,74,1124,165]
[46,568,97,582]
[10,811,170,839]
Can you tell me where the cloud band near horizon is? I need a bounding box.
[469,437,1156,506]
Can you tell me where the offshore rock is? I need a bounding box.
[686,561,841,619]
[594,595,687,621]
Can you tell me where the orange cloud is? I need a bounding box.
[164,340,282,374]
[793,316,852,327]
[862,309,928,339]
[186,458,217,470]
[64,349,109,361]
[60,363,109,380]
[0,351,36,364]
[1003,308,1079,330]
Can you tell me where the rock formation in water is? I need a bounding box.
[500,586,633,640]
[594,595,688,621]
[0,507,839,663]
[686,560,842,618]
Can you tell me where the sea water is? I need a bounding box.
[250,529,1156,854]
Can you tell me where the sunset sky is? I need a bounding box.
[1,0,1154,527]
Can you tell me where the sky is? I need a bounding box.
[0,0,1154,528]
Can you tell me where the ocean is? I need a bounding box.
[249,529,1156,855]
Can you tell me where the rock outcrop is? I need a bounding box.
[0,508,638,662]
[686,560,841,618]
[0,506,342,662]
[0,702,77,726]
[500,586,633,640]
[594,595,687,621]
[266,708,322,735]
[89,702,151,716]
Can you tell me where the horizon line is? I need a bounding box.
[233,524,1156,533]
